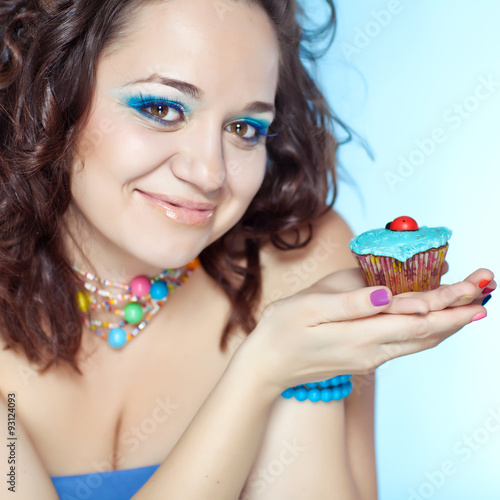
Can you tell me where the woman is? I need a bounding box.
[0,0,492,499]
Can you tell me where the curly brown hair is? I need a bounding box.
[0,0,346,372]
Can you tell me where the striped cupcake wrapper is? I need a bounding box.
[352,244,449,295]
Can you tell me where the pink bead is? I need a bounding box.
[130,276,151,297]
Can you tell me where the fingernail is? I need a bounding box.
[479,279,492,288]
[472,312,487,322]
[482,295,492,306]
[482,287,494,295]
[370,289,390,306]
[459,296,474,301]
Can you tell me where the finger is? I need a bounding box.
[470,279,496,306]
[395,280,479,312]
[481,280,497,295]
[335,300,486,347]
[376,304,487,357]
[479,293,493,307]
[441,260,449,276]
[462,268,495,289]
[300,285,393,325]
[451,268,496,306]
[311,301,486,376]
[312,301,486,374]
[384,295,429,315]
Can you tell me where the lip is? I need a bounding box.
[137,190,215,225]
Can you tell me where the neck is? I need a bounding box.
[73,259,198,349]
[62,206,199,348]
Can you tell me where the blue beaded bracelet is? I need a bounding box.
[281,375,353,402]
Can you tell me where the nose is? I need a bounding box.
[169,121,226,194]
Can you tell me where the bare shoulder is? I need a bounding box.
[0,335,58,497]
[259,209,357,307]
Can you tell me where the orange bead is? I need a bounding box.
[188,257,201,269]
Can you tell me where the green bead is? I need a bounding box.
[124,302,143,324]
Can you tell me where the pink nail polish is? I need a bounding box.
[472,312,487,322]
[482,287,494,295]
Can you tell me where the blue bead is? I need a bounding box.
[108,328,127,348]
[340,374,352,383]
[342,381,353,398]
[294,387,308,401]
[150,281,168,300]
[318,379,331,388]
[329,376,341,386]
[332,386,343,401]
[281,388,294,399]
[308,388,321,402]
[306,382,318,388]
[320,388,333,402]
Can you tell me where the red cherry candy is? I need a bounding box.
[389,216,419,231]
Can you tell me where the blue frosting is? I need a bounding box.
[349,226,452,262]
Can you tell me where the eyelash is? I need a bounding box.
[128,94,187,126]
[224,118,273,145]
[127,94,274,144]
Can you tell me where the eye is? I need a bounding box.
[228,122,255,139]
[225,119,271,144]
[126,94,188,126]
[147,104,183,122]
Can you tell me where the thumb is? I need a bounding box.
[299,286,393,325]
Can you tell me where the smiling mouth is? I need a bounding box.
[137,190,215,225]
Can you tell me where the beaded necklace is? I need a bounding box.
[73,258,200,348]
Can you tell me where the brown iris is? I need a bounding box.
[229,122,249,137]
[151,105,169,119]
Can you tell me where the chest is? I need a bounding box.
[0,267,248,476]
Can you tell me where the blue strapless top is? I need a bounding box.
[51,463,161,499]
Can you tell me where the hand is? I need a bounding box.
[395,267,496,309]
[242,266,492,395]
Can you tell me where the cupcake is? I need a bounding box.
[349,216,452,295]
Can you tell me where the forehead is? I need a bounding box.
[99,0,279,99]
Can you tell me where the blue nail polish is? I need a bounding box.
[482,294,492,306]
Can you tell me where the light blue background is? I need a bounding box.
[308,1,500,499]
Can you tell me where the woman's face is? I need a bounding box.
[68,0,279,276]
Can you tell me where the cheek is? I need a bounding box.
[226,148,267,201]
[74,105,167,186]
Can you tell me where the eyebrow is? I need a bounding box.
[123,74,276,115]
[124,74,204,100]
[242,101,276,115]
